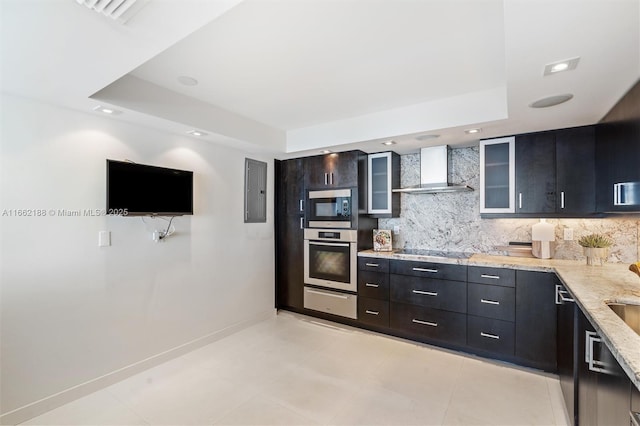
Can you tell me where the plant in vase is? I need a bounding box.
[578,233,613,266]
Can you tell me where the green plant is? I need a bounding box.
[578,233,613,248]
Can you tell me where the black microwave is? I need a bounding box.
[307,189,352,228]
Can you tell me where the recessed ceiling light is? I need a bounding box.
[187,130,207,137]
[415,134,440,141]
[382,140,397,146]
[93,105,121,115]
[529,94,574,108]
[543,57,580,76]
[320,150,332,154]
[465,128,482,134]
[177,76,198,86]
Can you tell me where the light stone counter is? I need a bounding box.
[358,250,640,390]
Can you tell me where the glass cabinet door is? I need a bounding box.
[367,152,399,216]
[480,137,515,213]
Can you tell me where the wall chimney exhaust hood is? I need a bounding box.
[393,145,473,194]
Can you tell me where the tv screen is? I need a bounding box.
[106,160,193,216]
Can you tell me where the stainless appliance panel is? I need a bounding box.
[306,188,352,229]
[304,228,357,293]
[303,286,357,319]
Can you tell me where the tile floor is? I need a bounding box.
[22,312,570,425]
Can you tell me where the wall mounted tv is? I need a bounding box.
[106,160,193,216]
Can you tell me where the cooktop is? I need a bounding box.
[394,249,473,259]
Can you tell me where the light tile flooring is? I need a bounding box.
[23,312,569,425]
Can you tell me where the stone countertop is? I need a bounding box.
[358,250,640,390]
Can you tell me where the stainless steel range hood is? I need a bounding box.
[392,145,473,194]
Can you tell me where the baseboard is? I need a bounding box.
[0,309,276,425]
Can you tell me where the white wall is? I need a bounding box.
[0,94,276,421]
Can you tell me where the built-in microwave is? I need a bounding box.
[307,188,353,229]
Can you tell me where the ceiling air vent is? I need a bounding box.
[75,0,149,24]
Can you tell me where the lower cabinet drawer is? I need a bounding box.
[390,302,466,346]
[390,274,467,313]
[358,271,390,300]
[358,297,390,327]
[303,287,357,319]
[467,283,515,321]
[467,315,515,356]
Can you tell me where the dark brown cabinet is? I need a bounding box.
[577,309,631,426]
[305,151,360,189]
[357,257,390,328]
[515,271,557,371]
[515,131,557,214]
[275,159,305,310]
[514,126,596,217]
[557,284,577,426]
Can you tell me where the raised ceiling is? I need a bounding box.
[2,0,639,157]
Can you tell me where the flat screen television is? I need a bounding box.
[106,160,193,216]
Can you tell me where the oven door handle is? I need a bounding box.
[308,241,350,248]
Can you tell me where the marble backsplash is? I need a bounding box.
[378,147,640,263]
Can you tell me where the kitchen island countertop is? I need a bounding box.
[359,250,640,390]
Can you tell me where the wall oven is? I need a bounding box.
[303,228,358,318]
[307,189,353,229]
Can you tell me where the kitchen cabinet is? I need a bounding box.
[367,151,400,217]
[467,267,516,357]
[275,159,305,311]
[479,137,515,213]
[555,126,596,214]
[305,151,361,189]
[577,309,631,426]
[514,271,557,371]
[556,283,577,426]
[482,126,597,217]
[389,260,467,347]
[357,257,390,328]
[515,131,557,214]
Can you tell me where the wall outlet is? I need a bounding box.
[98,231,111,247]
[393,225,400,235]
[563,228,574,241]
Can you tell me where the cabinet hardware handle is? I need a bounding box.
[300,217,304,230]
[555,285,575,304]
[299,199,304,212]
[480,299,500,305]
[412,267,438,273]
[365,263,379,267]
[365,283,379,288]
[306,289,349,299]
[330,173,334,185]
[480,332,500,340]
[518,193,522,209]
[413,290,438,296]
[324,173,328,185]
[585,331,611,373]
[412,319,438,327]
[561,191,565,209]
[365,310,380,316]
[480,274,500,279]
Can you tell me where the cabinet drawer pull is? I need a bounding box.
[560,191,565,209]
[300,217,304,230]
[480,332,500,340]
[480,299,500,305]
[412,267,438,273]
[299,199,304,212]
[413,290,438,296]
[480,274,500,279]
[365,310,380,316]
[324,173,328,185]
[365,263,379,267]
[518,192,522,209]
[412,319,438,327]
[365,283,380,288]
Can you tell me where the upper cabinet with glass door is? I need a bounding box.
[480,137,515,214]
[367,152,400,217]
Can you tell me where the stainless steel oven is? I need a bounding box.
[303,228,358,319]
[307,189,353,229]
